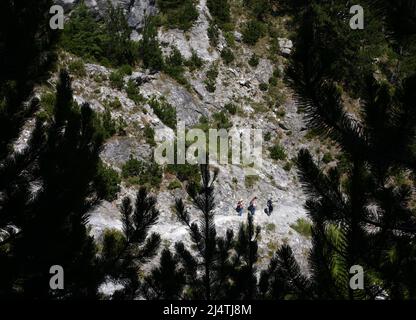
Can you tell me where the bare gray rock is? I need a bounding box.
[56,0,157,29]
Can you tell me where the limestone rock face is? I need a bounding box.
[56,0,157,29]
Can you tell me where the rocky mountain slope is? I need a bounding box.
[43,0,338,291]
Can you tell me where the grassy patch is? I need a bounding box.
[322,152,334,164]
[290,218,312,238]
[68,59,86,77]
[269,142,287,161]
[244,175,260,188]
[266,223,276,232]
[167,179,182,190]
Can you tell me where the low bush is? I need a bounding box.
[212,111,233,129]
[157,0,198,31]
[224,103,237,115]
[205,63,219,92]
[221,47,235,65]
[248,53,259,67]
[164,47,188,85]
[269,142,287,160]
[126,80,145,105]
[68,59,86,77]
[148,96,177,129]
[109,71,125,90]
[185,50,204,71]
[242,20,266,45]
[122,155,163,188]
[95,161,121,201]
[167,179,182,190]
[259,82,269,91]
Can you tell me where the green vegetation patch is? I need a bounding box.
[290,218,312,238]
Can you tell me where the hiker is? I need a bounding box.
[248,197,257,215]
[264,198,273,216]
[236,199,244,216]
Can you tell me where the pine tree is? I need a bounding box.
[10,71,105,298]
[0,0,58,297]
[227,214,261,299]
[100,187,161,299]
[139,17,164,71]
[268,0,416,300]
[103,1,137,65]
[207,0,231,27]
[141,248,186,299]
[174,164,235,299]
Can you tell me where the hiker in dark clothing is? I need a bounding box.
[264,198,273,216]
[248,197,257,215]
[236,199,244,216]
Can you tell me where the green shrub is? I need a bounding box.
[98,109,117,139]
[61,2,137,67]
[109,71,125,90]
[224,31,235,47]
[144,124,156,146]
[205,63,219,92]
[94,161,121,201]
[102,229,126,258]
[164,47,187,85]
[168,179,182,190]
[107,97,122,110]
[148,96,177,129]
[212,111,233,129]
[121,156,143,178]
[259,82,269,91]
[269,142,287,160]
[264,131,272,141]
[139,17,164,71]
[290,218,312,238]
[245,175,260,188]
[207,0,231,27]
[248,53,259,67]
[208,21,219,47]
[157,0,198,30]
[166,163,200,182]
[224,103,237,115]
[118,64,133,76]
[185,49,204,71]
[268,76,278,86]
[273,67,282,78]
[242,20,265,45]
[126,80,145,105]
[39,92,56,120]
[266,223,276,232]
[122,155,163,188]
[283,161,293,171]
[221,47,235,64]
[68,59,86,77]
[322,152,334,164]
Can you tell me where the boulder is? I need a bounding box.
[278,38,293,55]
